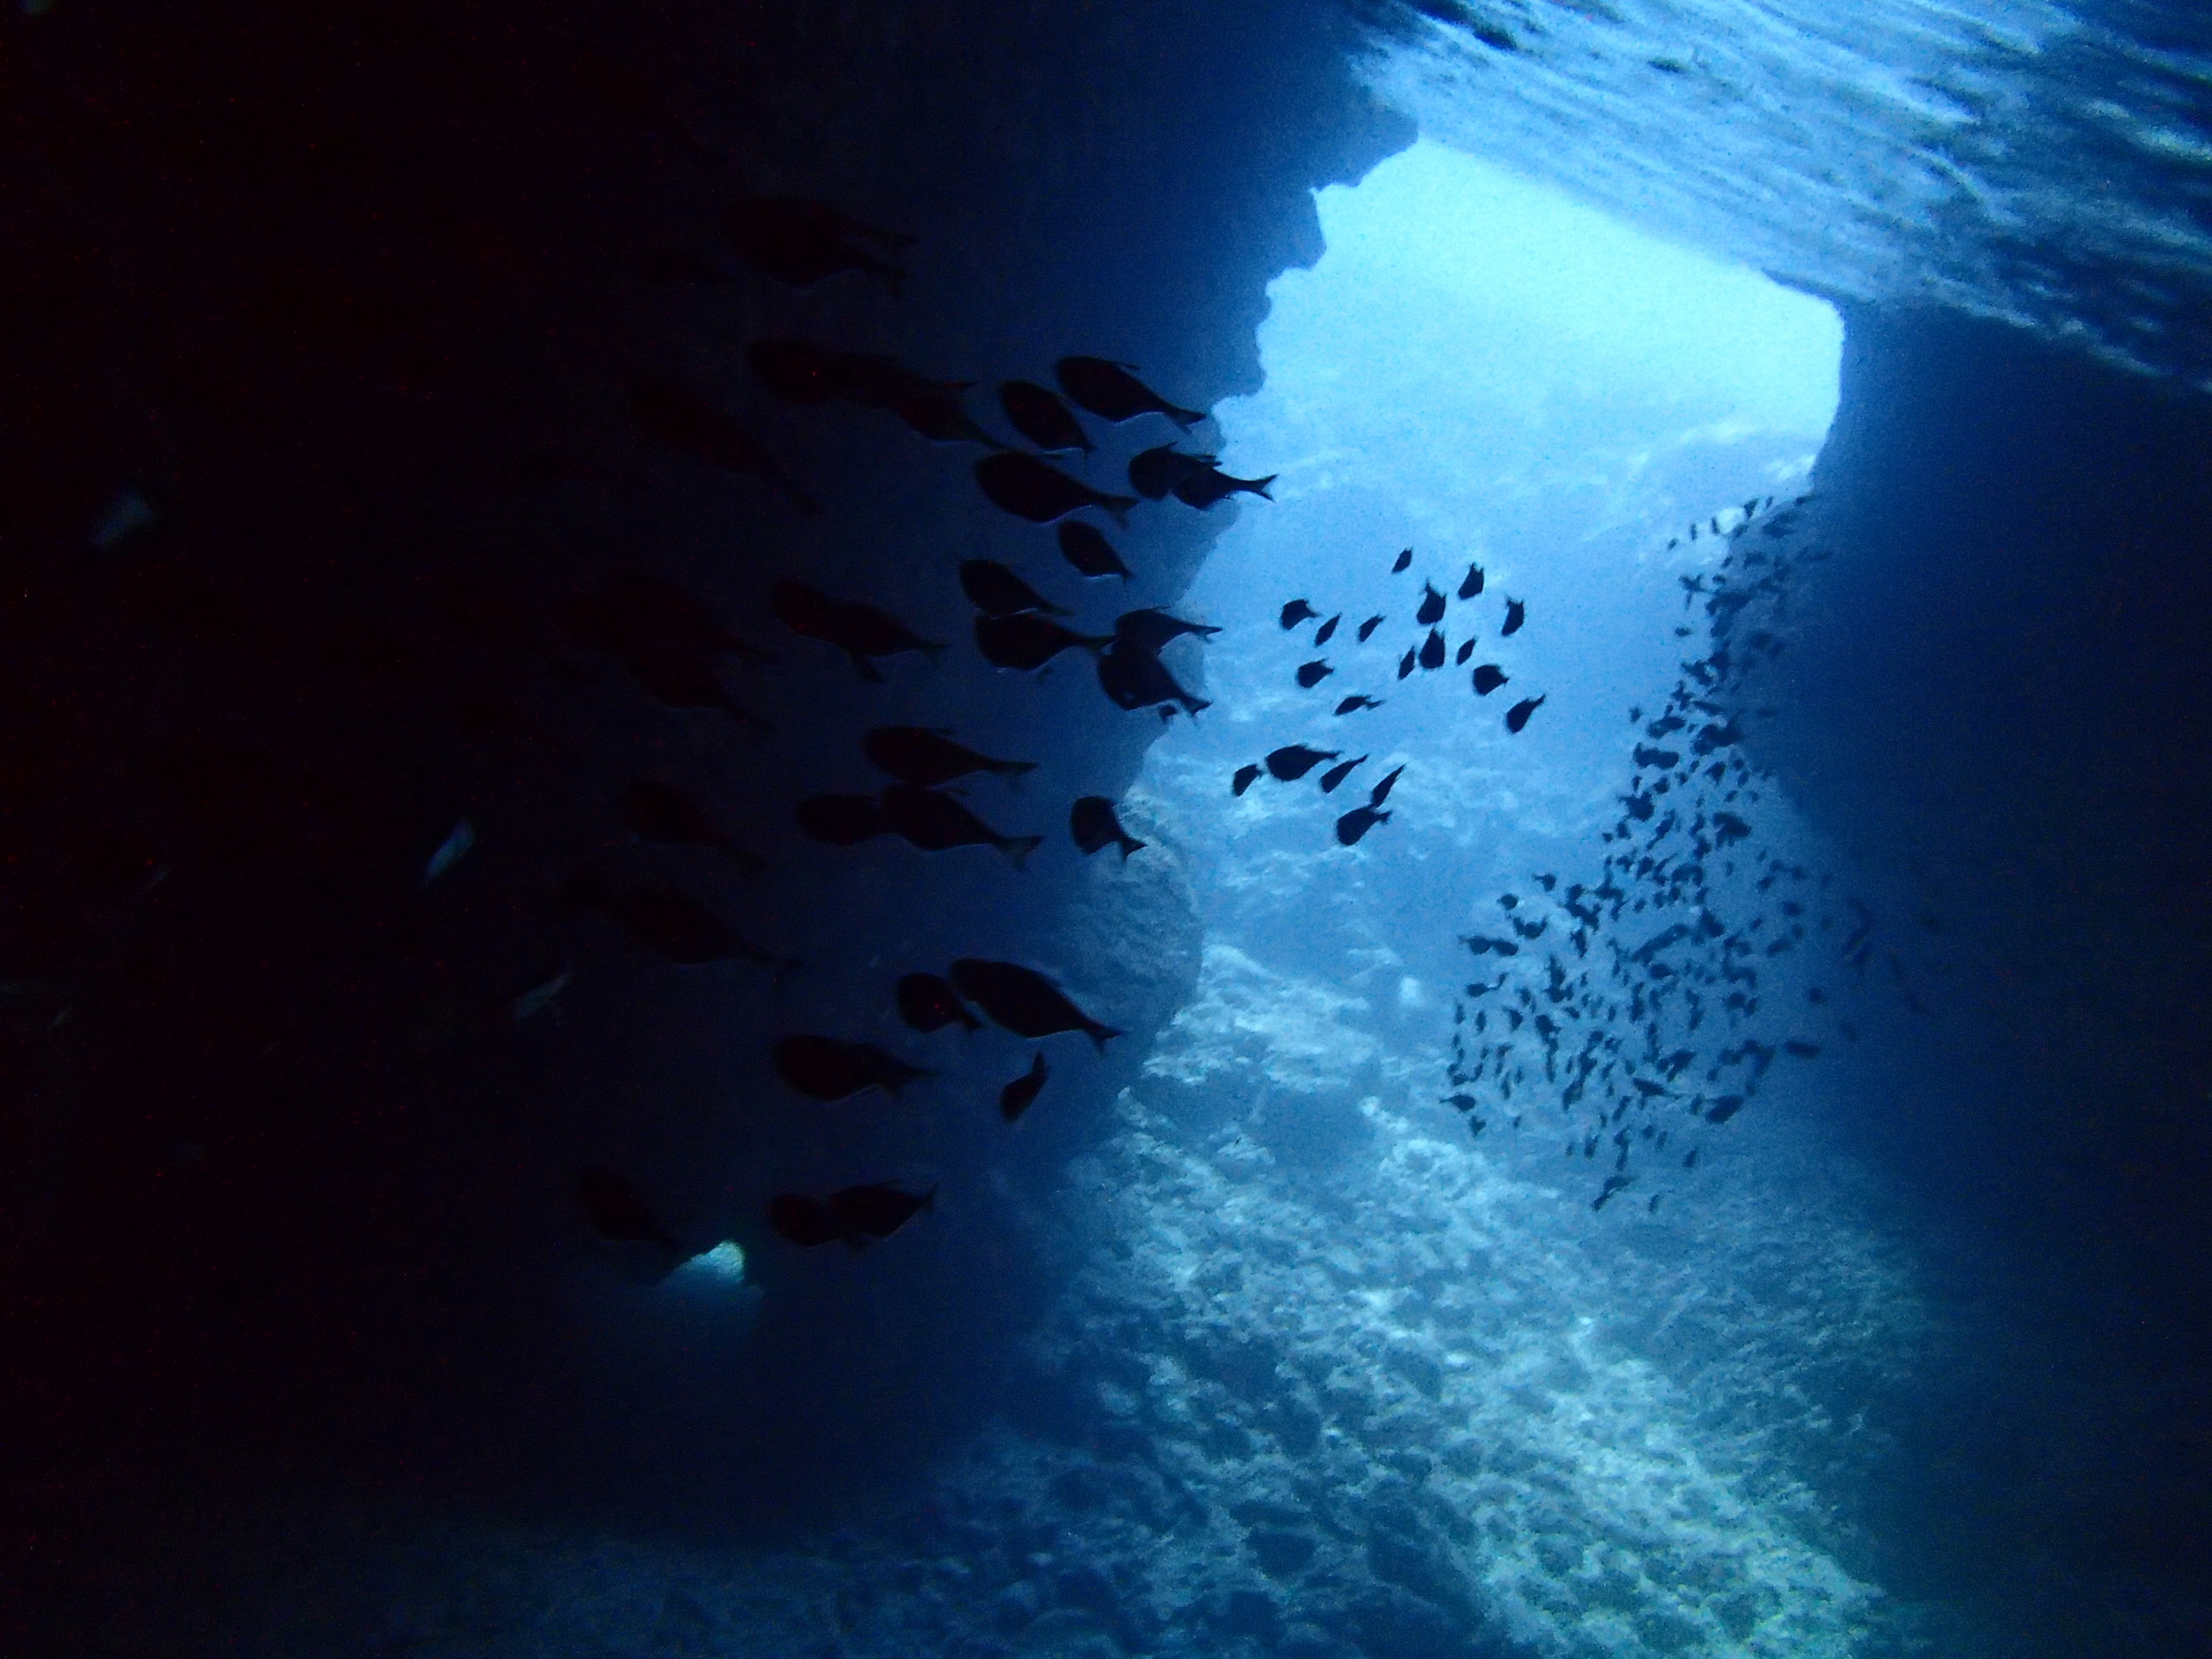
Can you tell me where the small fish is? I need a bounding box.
[1416,583,1446,626]
[1280,599,1319,629]
[507,964,573,1024]
[896,971,982,1033]
[747,339,964,409]
[1504,695,1546,733]
[563,869,797,976]
[1128,443,1217,501]
[1684,1147,1700,1168]
[1418,629,1446,671]
[1265,744,1338,781]
[1391,548,1413,574]
[949,957,1122,1050]
[1501,597,1526,636]
[975,613,1114,671]
[423,818,475,887]
[1296,660,1334,690]
[1783,1039,1821,1058]
[621,780,768,872]
[795,794,891,845]
[1056,520,1132,581]
[1114,609,1221,652]
[1368,765,1405,807]
[975,453,1136,525]
[1232,764,1262,796]
[1171,464,1274,510]
[1334,805,1390,846]
[772,1034,935,1102]
[1455,639,1475,666]
[1398,646,1417,679]
[1357,614,1385,641]
[576,1166,681,1252]
[1457,563,1484,600]
[770,1184,936,1249]
[629,378,819,513]
[1591,1173,1636,1212]
[999,1051,1050,1122]
[723,196,912,293]
[620,647,774,734]
[1319,754,1368,793]
[1071,796,1145,860]
[864,726,1036,789]
[770,579,944,681]
[1314,613,1342,646]
[880,785,1042,867]
[1096,641,1210,715]
[1334,695,1383,715]
[1053,357,1205,427]
[1705,1095,1746,1124]
[894,389,1006,448]
[1471,664,1509,696]
[958,560,1069,618]
[999,381,1092,454]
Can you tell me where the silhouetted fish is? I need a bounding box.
[975,613,1114,671]
[1392,548,1413,574]
[1501,597,1526,636]
[1297,660,1334,689]
[1335,695,1383,715]
[1128,443,1216,501]
[747,339,964,408]
[1335,805,1390,846]
[725,195,909,294]
[1114,609,1220,652]
[958,560,1068,618]
[896,971,981,1033]
[576,1166,680,1252]
[999,1052,1049,1122]
[1314,613,1342,646]
[1398,646,1417,679]
[770,579,943,680]
[1000,381,1092,454]
[950,957,1122,1050]
[1232,764,1262,796]
[1368,765,1405,807]
[1266,744,1338,781]
[894,389,1006,448]
[1319,754,1368,793]
[1281,599,1318,629]
[770,1185,935,1249]
[1053,357,1205,427]
[976,453,1136,525]
[1471,664,1509,696]
[1416,583,1446,626]
[423,819,475,887]
[1071,796,1144,860]
[773,1034,934,1102]
[1419,629,1446,671]
[1097,640,1210,716]
[1057,520,1131,580]
[629,378,819,512]
[1705,1095,1745,1124]
[1455,639,1475,666]
[864,726,1036,788]
[881,785,1042,866]
[1357,614,1385,641]
[621,780,768,873]
[1591,1173,1635,1212]
[1172,464,1274,510]
[623,647,774,734]
[1458,563,1485,600]
[1504,695,1546,733]
[795,794,891,845]
[563,869,796,976]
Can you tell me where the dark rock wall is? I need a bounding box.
[0,0,1409,1525]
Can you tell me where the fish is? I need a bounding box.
[1232,764,1262,796]
[1455,639,1476,666]
[999,381,1092,454]
[1504,695,1546,733]
[620,781,769,873]
[1098,638,1211,715]
[1052,357,1205,427]
[1114,609,1221,652]
[1684,1148,1700,1169]
[556,571,774,669]
[896,971,982,1033]
[1334,695,1383,715]
[1280,599,1319,629]
[1128,443,1217,501]
[1418,629,1446,671]
[1591,1173,1636,1212]
[880,785,1042,866]
[770,579,944,681]
[746,339,964,409]
[949,957,1122,1050]
[423,818,475,887]
[1057,520,1132,581]
[628,378,820,512]
[1071,796,1144,860]
[621,648,774,734]
[1334,805,1390,846]
[976,453,1136,525]
[507,965,573,1024]
[772,1034,936,1102]
[1368,765,1405,807]
[724,195,909,294]
[1416,583,1446,626]
[1392,548,1413,574]
[770,1183,936,1249]
[1172,465,1274,510]
[1501,597,1526,636]
[999,1052,1050,1122]
[1314,614,1342,646]
[576,1166,681,1252]
[795,794,891,845]
[894,389,1007,448]
[974,613,1114,671]
[1296,660,1334,690]
[863,727,1036,789]
[1266,744,1338,781]
[562,869,798,976]
[958,560,1069,618]
[1704,1095,1746,1124]
[1319,755,1368,793]
[1357,614,1385,641]
[1458,563,1485,600]
[1397,646,1417,679]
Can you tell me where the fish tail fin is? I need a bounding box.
[1184,696,1211,716]
[1100,495,1138,529]
[920,640,950,665]
[1117,837,1147,861]
[999,761,1039,791]
[1251,475,1278,499]
[1090,1024,1124,1054]
[1169,404,1206,429]
[852,653,885,683]
[1001,834,1044,870]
